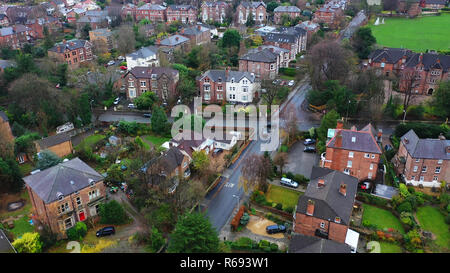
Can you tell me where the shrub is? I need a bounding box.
[396,201,413,214]
[99,200,128,225]
[12,232,43,253]
[66,222,88,241]
[275,203,283,210]
[270,243,278,252]
[357,192,388,207]
[283,206,294,214]
[293,174,309,185]
[445,214,450,225]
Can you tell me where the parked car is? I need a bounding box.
[96,226,115,237]
[117,56,125,61]
[143,113,152,118]
[288,80,295,86]
[303,138,316,145]
[128,103,136,109]
[107,60,115,66]
[360,182,371,190]
[280,177,298,188]
[272,79,281,85]
[303,146,316,153]
[113,97,120,105]
[213,148,223,156]
[110,186,119,193]
[120,66,127,70]
[56,122,74,134]
[266,225,286,234]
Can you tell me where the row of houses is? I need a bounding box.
[122,3,198,24]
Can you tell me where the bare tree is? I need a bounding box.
[240,153,271,193]
[115,24,136,55]
[281,104,299,145]
[261,80,279,107]
[273,152,288,175]
[400,68,420,114]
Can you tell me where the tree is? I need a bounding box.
[240,154,271,193]
[281,104,299,145]
[115,25,136,54]
[66,221,88,241]
[324,80,357,117]
[36,150,62,170]
[350,69,385,121]
[148,227,165,252]
[167,212,219,253]
[192,150,210,175]
[81,23,91,40]
[317,110,340,142]
[351,27,376,59]
[99,200,128,225]
[12,232,43,253]
[134,91,157,110]
[429,81,450,119]
[0,157,23,192]
[151,106,169,135]
[221,29,241,48]
[273,152,288,175]
[43,26,54,50]
[267,1,280,13]
[245,12,255,27]
[399,68,420,116]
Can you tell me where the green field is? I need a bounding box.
[379,242,403,253]
[416,206,450,249]
[265,184,302,209]
[362,204,405,234]
[369,14,450,52]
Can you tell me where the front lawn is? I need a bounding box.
[265,184,302,209]
[416,206,450,249]
[379,241,403,253]
[362,204,405,234]
[143,134,170,148]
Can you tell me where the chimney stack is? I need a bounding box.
[336,119,344,130]
[226,66,230,77]
[339,183,347,196]
[377,129,383,140]
[335,131,342,148]
[306,199,314,216]
[318,179,325,188]
[350,125,356,131]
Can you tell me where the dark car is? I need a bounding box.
[266,225,286,234]
[96,226,115,237]
[303,146,316,153]
[143,113,152,118]
[303,138,316,145]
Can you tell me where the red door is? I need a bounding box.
[79,211,86,221]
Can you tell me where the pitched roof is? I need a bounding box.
[167,4,197,11]
[289,233,351,253]
[199,69,256,83]
[0,229,16,253]
[127,66,178,79]
[126,46,158,60]
[274,6,301,12]
[0,111,9,122]
[240,48,278,63]
[265,32,297,43]
[182,25,209,36]
[296,167,359,225]
[159,34,190,46]
[368,48,413,63]
[35,132,72,149]
[137,4,166,10]
[141,147,186,175]
[48,39,89,53]
[401,129,450,160]
[23,158,104,204]
[327,126,382,154]
[405,52,450,73]
[239,1,266,8]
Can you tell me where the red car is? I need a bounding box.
[120,66,127,70]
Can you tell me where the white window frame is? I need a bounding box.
[320,222,325,229]
[348,152,354,158]
[421,166,427,173]
[435,166,440,173]
[413,166,418,172]
[364,153,370,158]
[347,161,352,168]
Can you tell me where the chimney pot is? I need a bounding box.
[336,119,344,130]
[350,125,356,131]
[339,183,347,196]
[318,179,325,187]
[438,133,445,140]
[306,199,314,216]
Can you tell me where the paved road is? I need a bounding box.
[340,10,367,40]
[204,79,319,231]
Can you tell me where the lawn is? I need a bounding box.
[7,215,35,238]
[76,134,106,149]
[369,14,450,52]
[143,134,171,148]
[0,190,32,220]
[362,204,405,234]
[416,206,450,249]
[18,162,34,176]
[379,241,403,253]
[265,184,302,209]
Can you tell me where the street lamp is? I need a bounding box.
[402,109,407,123]
[232,194,240,213]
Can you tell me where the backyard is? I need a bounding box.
[143,134,170,149]
[362,204,405,234]
[265,184,302,209]
[379,241,403,253]
[416,206,450,250]
[369,14,450,52]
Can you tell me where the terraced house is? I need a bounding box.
[201,1,230,24]
[273,6,301,25]
[23,158,106,239]
[264,25,307,60]
[239,45,290,79]
[393,130,450,188]
[237,1,266,25]
[0,24,34,49]
[136,3,166,22]
[166,5,197,24]
[48,39,93,69]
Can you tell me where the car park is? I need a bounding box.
[266,225,286,234]
[303,146,316,153]
[303,138,316,145]
[280,177,298,188]
[96,226,115,237]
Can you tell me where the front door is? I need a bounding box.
[79,210,86,221]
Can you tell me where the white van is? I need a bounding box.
[56,122,74,134]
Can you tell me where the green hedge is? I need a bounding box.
[229,237,279,252]
[357,192,389,207]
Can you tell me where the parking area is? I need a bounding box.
[284,141,320,179]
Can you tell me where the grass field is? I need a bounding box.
[369,14,450,52]
[362,204,405,234]
[8,216,35,238]
[144,135,171,148]
[76,134,106,149]
[379,242,403,253]
[416,206,450,249]
[265,184,302,209]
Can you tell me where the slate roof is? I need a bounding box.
[401,129,450,160]
[127,66,178,79]
[182,25,209,36]
[159,34,190,46]
[0,229,16,253]
[202,1,229,7]
[288,233,351,253]
[296,167,359,225]
[327,126,382,154]
[240,48,278,63]
[141,147,186,175]
[240,1,266,8]
[405,52,450,73]
[167,4,197,10]
[274,6,301,12]
[48,39,89,53]
[138,4,166,10]
[425,0,446,4]
[265,32,297,43]
[0,111,8,122]
[23,157,104,204]
[126,46,158,61]
[198,69,256,83]
[35,132,72,149]
[368,48,414,63]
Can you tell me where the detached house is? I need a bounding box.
[157,34,190,52]
[48,39,93,69]
[23,158,106,239]
[273,6,301,25]
[322,120,382,181]
[89,28,113,51]
[197,69,259,104]
[166,5,197,24]
[126,45,159,70]
[393,130,449,188]
[136,4,166,22]
[294,167,358,244]
[35,132,73,158]
[124,66,179,103]
[367,47,414,77]
[237,1,267,25]
[201,1,230,24]
[240,45,291,79]
[181,25,211,46]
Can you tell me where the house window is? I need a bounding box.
[435,167,441,173]
[437,160,443,164]
[364,153,370,158]
[371,154,375,159]
[76,197,82,207]
[415,159,420,163]
[433,176,438,181]
[320,222,325,229]
[413,166,418,172]
[370,164,374,170]
[348,152,354,158]
[217,93,222,100]
[88,189,99,200]
[140,81,146,87]
[183,161,188,168]
[411,176,415,180]
[347,161,352,168]
[421,166,427,173]
[419,176,424,181]
[368,172,372,179]
[64,217,73,229]
[57,203,69,214]
[129,81,134,87]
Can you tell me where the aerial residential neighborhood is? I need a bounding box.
[0,0,448,262]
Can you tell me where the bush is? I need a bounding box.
[357,192,388,207]
[396,201,413,214]
[66,222,88,241]
[99,200,128,225]
[270,243,278,252]
[293,174,309,185]
[275,203,283,210]
[283,206,294,214]
[445,214,450,225]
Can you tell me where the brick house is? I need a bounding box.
[0,24,34,49]
[322,121,382,181]
[166,5,197,24]
[423,0,447,9]
[89,28,113,51]
[393,129,449,188]
[273,6,301,25]
[0,14,10,26]
[294,167,359,244]
[237,1,267,25]
[136,3,166,22]
[264,26,307,60]
[288,233,352,253]
[398,0,422,17]
[25,16,62,39]
[48,39,93,69]
[124,66,179,103]
[197,69,258,104]
[23,158,106,239]
[201,1,231,24]
[34,132,73,158]
[239,46,288,79]
[367,47,414,77]
[181,25,211,46]
[157,34,190,52]
[298,21,320,41]
[121,3,137,20]
[313,7,343,28]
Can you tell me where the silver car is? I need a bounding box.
[280,177,299,188]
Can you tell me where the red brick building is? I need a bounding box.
[322,121,382,181]
[136,3,166,22]
[239,46,287,79]
[294,167,358,244]
[273,6,301,25]
[181,25,211,46]
[124,66,179,103]
[47,39,93,69]
[236,1,267,25]
[313,7,343,28]
[0,24,34,49]
[166,5,197,24]
[201,1,231,24]
[25,16,62,39]
[23,158,106,239]
[367,48,414,77]
[393,129,450,188]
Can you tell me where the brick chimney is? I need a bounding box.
[306,199,314,216]
[318,179,325,188]
[336,119,344,130]
[156,38,161,45]
[339,183,347,196]
[175,36,179,41]
[350,125,356,131]
[335,131,342,148]
[197,25,201,30]
[181,29,184,34]
[226,66,230,77]
[419,53,423,63]
[377,129,383,140]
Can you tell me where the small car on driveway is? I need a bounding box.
[280,177,298,188]
[303,146,316,153]
[266,225,286,234]
[96,226,115,237]
[303,138,316,145]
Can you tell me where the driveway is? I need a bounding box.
[284,141,320,179]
